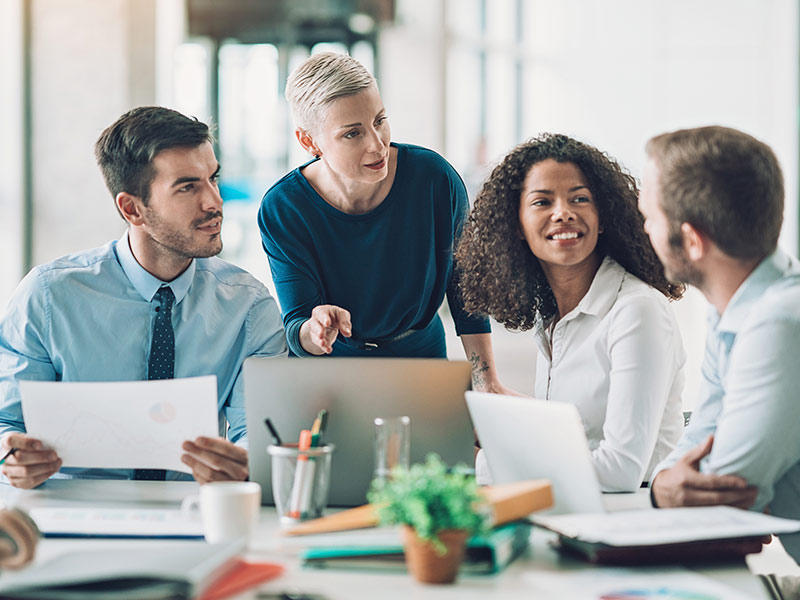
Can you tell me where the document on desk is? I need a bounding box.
[0,540,245,600]
[531,505,800,546]
[20,376,219,473]
[29,507,204,539]
[525,568,762,600]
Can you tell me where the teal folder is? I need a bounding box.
[301,521,531,575]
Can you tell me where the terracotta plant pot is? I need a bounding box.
[401,526,469,584]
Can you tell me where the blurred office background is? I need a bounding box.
[1,0,797,402]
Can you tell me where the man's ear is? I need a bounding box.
[681,222,708,261]
[295,128,321,157]
[116,192,145,227]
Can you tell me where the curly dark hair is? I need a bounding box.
[455,133,683,331]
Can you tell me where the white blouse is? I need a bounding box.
[533,256,685,491]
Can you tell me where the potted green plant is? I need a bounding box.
[367,453,486,584]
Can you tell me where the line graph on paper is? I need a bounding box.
[19,376,218,472]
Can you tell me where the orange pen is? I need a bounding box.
[288,430,312,519]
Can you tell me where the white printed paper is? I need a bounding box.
[524,568,763,600]
[29,507,204,538]
[20,376,218,473]
[532,505,800,546]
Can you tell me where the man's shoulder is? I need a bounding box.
[731,273,800,354]
[193,257,267,293]
[753,271,800,322]
[5,241,123,315]
[28,241,122,292]
[34,241,118,276]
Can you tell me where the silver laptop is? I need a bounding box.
[465,391,605,514]
[245,358,474,506]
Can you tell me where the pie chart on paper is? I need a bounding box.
[600,589,719,600]
[149,401,177,424]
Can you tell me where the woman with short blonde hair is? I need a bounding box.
[258,52,511,393]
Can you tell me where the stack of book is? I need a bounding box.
[284,479,553,575]
[301,521,531,574]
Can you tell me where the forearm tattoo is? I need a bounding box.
[470,352,489,389]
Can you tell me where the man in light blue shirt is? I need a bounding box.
[639,125,800,562]
[0,107,287,488]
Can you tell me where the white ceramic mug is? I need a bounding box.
[181,481,261,543]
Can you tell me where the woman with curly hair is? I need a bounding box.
[456,133,686,491]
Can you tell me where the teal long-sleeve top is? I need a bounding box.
[258,143,490,357]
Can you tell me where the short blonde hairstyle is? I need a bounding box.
[285,52,377,133]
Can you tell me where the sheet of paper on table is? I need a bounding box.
[531,506,800,546]
[0,539,245,600]
[29,507,204,539]
[524,568,764,600]
[20,376,219,473]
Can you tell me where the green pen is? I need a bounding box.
[310,409,327,447]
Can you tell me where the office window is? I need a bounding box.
[445,45,482,187]
[218,43,282,193]
[173,42,212,124]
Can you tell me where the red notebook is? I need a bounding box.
[196,559,285,600]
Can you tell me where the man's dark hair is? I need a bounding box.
[94,106,213,217]
[646,126,784,261]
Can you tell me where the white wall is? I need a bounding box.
[379,0,447,154]
[379,0,800,404]
[0,0,25,305]
[520,0,798,407]
[520,0,798,254]
[29,0,157,267]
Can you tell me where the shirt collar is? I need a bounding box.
[562,255,625,322]
[715,249,792,334]
[114,230,195,304]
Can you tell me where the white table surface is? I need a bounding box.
[1,479,795,599]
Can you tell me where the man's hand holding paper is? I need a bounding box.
[17,377,220,484]
[182,436,249,483]
[0,432,62,489]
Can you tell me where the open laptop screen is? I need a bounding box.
[466,391,605,514]
[245,358,474,506]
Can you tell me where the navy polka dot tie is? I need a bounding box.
[134,286,175,481]
[147,286,175,381]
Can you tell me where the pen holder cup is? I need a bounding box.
[267,443,335,527]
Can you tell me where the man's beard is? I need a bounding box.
[664,228,704,288]
[144,208,223,260]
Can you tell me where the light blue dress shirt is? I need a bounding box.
[0,232,287,480]
[651,250,800,562]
